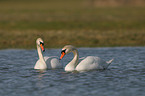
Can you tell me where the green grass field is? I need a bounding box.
[0,0,145,49]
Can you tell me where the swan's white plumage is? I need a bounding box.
[60,45,113,72]
[35,56,62,69]
[76,56,112,71]
[34,38,62,70]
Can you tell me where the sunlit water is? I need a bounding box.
[0,47,145,96]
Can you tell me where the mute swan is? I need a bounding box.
[59,45,113,72]
[34,38,62,70]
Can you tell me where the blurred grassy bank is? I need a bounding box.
[0,0,145,49]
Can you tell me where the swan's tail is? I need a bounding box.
[106,58,114,68]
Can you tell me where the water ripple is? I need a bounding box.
[0,47,145,96]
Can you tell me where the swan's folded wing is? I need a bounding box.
[76,56,109,71]
[44,56,63,69]
[76,56,100,71]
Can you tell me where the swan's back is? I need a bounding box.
[45,56,63,69]
[76,56,109,71]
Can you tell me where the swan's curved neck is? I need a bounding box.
[37,45,46,64]
[72,50,79,66]
[65,49,79,72]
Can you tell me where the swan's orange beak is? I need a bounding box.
[40,44,45,52]
[60,52,65,60]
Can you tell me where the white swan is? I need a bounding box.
[34,38,63,70]
[59,45,113,72]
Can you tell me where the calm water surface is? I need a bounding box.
[0,47,145,96]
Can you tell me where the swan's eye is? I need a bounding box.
[40,42,44,45]
[61,49,66,54]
